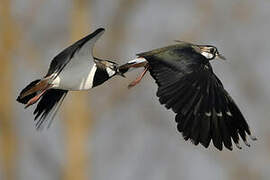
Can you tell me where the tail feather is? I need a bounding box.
[21,79,49,98]
[17,79,41,104]
[17,80,68,129]
[33,89,68,129]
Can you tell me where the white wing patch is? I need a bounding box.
[106,67,116,77]
[226,111,232,116]
[205,112,211,117]
[201,52,214,59]
[217,112,222,117]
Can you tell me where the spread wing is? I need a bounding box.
[141,46,255,150]
[45,28,105,77]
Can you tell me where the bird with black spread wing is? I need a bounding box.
[118,41,256,151]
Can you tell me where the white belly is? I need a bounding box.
[51,58,97,91]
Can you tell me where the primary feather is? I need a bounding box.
[138,42,256,150]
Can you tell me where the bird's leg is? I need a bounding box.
[118,60,148,75]
[128,64,150,89]
[24,85,51,108]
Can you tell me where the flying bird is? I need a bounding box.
[17,28,123,129]
[119,41,256,150]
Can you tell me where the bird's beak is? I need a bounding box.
[115,67,126,78]
[217,53,226,60]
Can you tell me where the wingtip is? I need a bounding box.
[96,27,105,33]
[249,135,257,141]
[235,142,242,149]
[16,95,21,103]
[201,141,210,149]
[244,140,251,147]
[215,145,223,151]
[226,145,233,151]
[90,28,105,38]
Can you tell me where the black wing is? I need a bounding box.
[45,28,105,77]
[141,45,255,150]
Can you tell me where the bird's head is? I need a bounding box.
[104,61,119,77]
[103,60,126,78]
[197,45,226,61]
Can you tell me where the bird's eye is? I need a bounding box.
[210,48,215,54]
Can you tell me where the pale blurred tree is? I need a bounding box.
[0,0,18,180]
[63,0,92,180]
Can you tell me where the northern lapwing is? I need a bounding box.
[17,28,123,129]
[119,41,257,150]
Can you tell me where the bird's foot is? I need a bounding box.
[128,64,149,89]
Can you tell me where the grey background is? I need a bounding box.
[1,0,270,179]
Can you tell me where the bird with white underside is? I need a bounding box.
[17,28,124,129]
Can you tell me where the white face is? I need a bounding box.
[106,67,116,77]
[201,51,215,59]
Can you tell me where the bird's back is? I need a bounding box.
[138,42,207,74]
[137,42,192,57]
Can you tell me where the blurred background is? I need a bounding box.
[0,0,270,179]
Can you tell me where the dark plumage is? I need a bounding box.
[17,79,41,104]
[33,89,67,129]
[120,41,256,150]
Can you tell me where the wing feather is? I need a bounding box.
[140,45,255,150]
[46,28,105,77]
